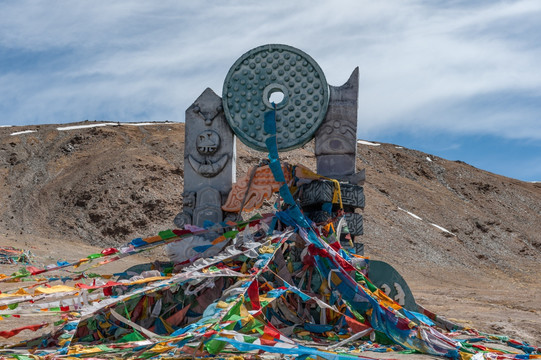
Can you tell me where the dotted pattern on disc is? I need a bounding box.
[223,44,329,151]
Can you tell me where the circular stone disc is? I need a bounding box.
[222,44,329,152]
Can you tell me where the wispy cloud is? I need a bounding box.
[1,0,540,146]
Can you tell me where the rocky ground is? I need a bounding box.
[1,121,540,348]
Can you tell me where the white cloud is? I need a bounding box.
[0,0,540,144]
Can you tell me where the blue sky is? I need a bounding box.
[1,1,540,181]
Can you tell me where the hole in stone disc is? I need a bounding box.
[268,90,285,105]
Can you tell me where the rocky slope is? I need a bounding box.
[1,121,540,342]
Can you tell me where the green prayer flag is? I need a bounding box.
[158,229,176,240]
[116,330,146,343]
[223,230,239,238]
[14,355,34,360]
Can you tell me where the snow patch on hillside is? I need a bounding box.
[357,140,381,146]
[398,207,423,220]
[10,130,37,136]
[57,122,173,131]
[57,123,118,131]
[399,207,455,236]
[431,223,456,236]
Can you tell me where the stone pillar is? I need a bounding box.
[310,68,365,253]
[315,67,360,181]
[174,88,235,229]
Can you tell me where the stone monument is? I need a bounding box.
[173,88,235,229]
[175,44,364,253]
[306,66,365,251]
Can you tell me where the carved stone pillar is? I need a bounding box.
[315,67,359,181]
[174,88,235,229]
[311,68,365,253]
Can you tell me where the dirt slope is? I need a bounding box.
[1,121,540,344]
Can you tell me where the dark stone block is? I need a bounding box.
[300,180,365,209]
[344,213,363,236]
[316,154,356,177]
[304,210,363,236]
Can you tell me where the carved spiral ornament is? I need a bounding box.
[222,44,329,151]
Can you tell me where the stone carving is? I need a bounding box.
[188,118,230,178]
[315,67,361,181]
[192,103,223,126]
[222,44,329,152]
[196,130,220,155]
[193,187,223,226]
[305,210,332,225]
[188,154,229,178]
[341,183,365,209]
[174,88,235,229]
[222,163,293,213]
[309,67,365,252]
[299,180,365,209]
[304,211,363,236]
[175,45,364,253]
[344,212,364,236]
[315,68,358,155]
[173,191,195,228]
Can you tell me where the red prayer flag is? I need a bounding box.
[345,315,371,333]
[0,323,48,339]
[101,248,119,256]
[247,279,260,311]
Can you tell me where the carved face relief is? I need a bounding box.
[196,130,220,155]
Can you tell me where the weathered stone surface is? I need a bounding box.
[353,242,364,256]
[344,212,363,236]
[341,184,365,209]
[193,187,223,226]
[222,44,329,152]
[316,154,356,177]
[315,67,359,177]
[304,209,363,240]
[175,88,235,228]
[173,191,195,228]
[299,179,365,209]
[311,68,364,245]
[305,210,332,225]
[305,211,363,235]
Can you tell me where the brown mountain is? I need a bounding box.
[1,121,540,343]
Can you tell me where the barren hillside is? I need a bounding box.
[1,121,540,343]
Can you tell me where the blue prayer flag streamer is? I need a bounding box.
[279,184,295,205]
[129,238,146,247]
[264,110,277,134]
[403,309,435,326]
[266,137,279,156]
[269,159,286,183]
[193,245,213,253]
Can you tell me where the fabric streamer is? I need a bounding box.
[0,323,48,339]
